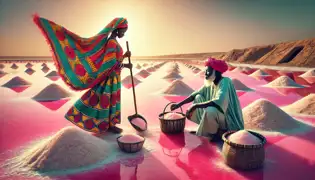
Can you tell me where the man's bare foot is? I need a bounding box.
[189,131,196,134]
[108,126,123,134]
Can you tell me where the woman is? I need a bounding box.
[33,15,132,134]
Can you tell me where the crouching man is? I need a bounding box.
[171,57,244,141]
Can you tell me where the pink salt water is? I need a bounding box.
[228,130,261,145]
[131,117,147,130]
[118,134,144,143]
[164,112,184,120]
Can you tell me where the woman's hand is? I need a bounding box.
[123,51,131,58]
[123,63,133,69]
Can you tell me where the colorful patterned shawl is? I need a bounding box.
[32,14,128,90]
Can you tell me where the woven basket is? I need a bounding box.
[117,136,145,153]
[222,130,267,170]
[159,102,186,134]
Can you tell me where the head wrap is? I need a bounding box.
[204,57,228,74]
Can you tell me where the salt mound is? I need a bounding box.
[163,71,183,80]
[2,76,31,88]
[135,64,141,69]
[25,68,35,75]
[250,69,270,77]
[118,134,144,143]
[11,63,18,69]
[25,63,33,68]
[41,66,50,73]
[228,130,261,145]
[131,118,147,130]
[0,64,4,69]
[266,76,304,88]
[300,69,315,77]
[32,83,71,101]
[231,79,253,91]
[8,126,111,172]
[164,112,184,120]
[282,94,315,115]
[121,75,141,87]
[0,70,7,78]
[46,71,58,77]
[243,99,302,132]
[136,69,150,78]
[242,67,253,72]
[41,63,47,67]
[232,67,243,73]
[161,80,194,96]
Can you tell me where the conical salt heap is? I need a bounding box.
[242,67,253,73]
[243,99,303,132]
[41,63,47,67]
[232,67,244,73]
[2,76,31,88]
[32,83,71,101]
[46,71,58,77]
[0,70,7,78]
[192,67,201,74]
[161,80,194,96]
[135,63,142,69]
[265,76,304,88]
[41,66,50,73]
[121,75,141,89]
[300,69,315,77]
[231,79,253,91]
[11,63,18,69]
[282,94,315,116]
[136,69,151,78]
[25,68,35,75]
[6,126,111,172]
[162,71,183,80]
[25,63,33,68]
[0,64,5,69]
[142,63,148,67]
[250,69,270,77]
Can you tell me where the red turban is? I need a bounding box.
[204,57,228,73]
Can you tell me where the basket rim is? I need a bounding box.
[222,130,267,148]
[116,135,146,145]
[159,111,186,121]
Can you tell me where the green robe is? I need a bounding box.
[191,77,244,131]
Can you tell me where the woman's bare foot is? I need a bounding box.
[108,126,123,134]
[189,131,196,134]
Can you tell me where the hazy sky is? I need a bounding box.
[0,0,314,56]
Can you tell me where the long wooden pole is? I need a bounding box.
[126,41,138,114]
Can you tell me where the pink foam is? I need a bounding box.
[118,134,144,143]
[131,117,147,130]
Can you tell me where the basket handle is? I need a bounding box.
[163,102,183,114]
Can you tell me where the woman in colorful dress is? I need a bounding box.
[33,15,132,134]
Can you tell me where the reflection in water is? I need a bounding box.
[158,132,186,158]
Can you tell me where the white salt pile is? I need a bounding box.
[250,69,270,77]
[282,94,315,116]
[41,66,50,73]
[162,71,183,80]
[131,118,147,130]
[136,69,150,78]
[121,75,141,89]
[300,69,315,77]
[142,63,148,67]
[11,63,18,69]
[118,134,144,143]
[25,68,35,75]
[2,76,31,88]
[45,71,58,77]
[164,112,184,120]
[265,76,304,88]
[243,99,302,132]
[25,63,33,68]
[5,126,111,172]
[161,80,194,96]
[32,83,71,101]
[135,64,141,69]
[231,79,253,91]
[228,130,261,145]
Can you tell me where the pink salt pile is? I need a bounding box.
[45,70,58,77]
[164,112,184,120]
[231,79,253,91]
[25,63,33,68]
[41,63,47,67]
[131,118,147,130]
[32,83,71,101]
[228,130,262,145]
[135,63,141,69]
[5,126,111,172]
[25,68,35,75]
[282,94,315,115]
[250,69,270,77]
[121,75,141,89]
[11,63,18,69]
[160,80,194,96]
[2,76,31,88]
[118,134,144,143]
[136,69,150,78]
[300,69,315,77]
[265,76,304,88]
[242,99,302,132]
[196,69,206,78]
[41,66,50,73]
[242,67,253,73]
[163,71,183,80]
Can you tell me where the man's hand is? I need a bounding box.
[170,103,181,111]
[186,104,197,119]
[123,51,131,58]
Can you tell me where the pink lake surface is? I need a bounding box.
[0,61,315,180]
